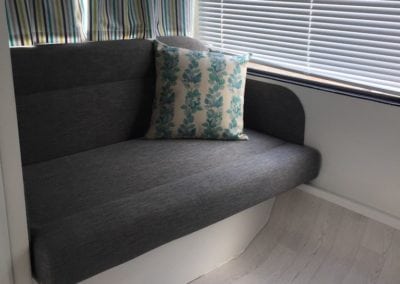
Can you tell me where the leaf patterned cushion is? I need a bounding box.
[146,41,250,140]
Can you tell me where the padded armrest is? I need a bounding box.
[244,78,305,144]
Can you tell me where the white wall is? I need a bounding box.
[0,163,13,284]
[301,86,400,220]
[0,0,32,283]
[250,76,400,220]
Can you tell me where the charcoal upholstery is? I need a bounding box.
[10,37,321,284]
[244,79,305,144]
[24,130,319,283]
[11,40,155,165]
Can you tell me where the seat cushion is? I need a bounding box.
[23,130,320,283]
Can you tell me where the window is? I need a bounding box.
[198,0,400,97]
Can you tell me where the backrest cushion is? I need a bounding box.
[11,40,156,165]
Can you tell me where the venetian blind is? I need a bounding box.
[198,0,400,95]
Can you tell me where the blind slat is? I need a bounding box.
[200,29,308,50]
[199,16,310,28]
[199,11,310,20]
[199,0,400,95]
[310,46,400,65]
[200,27,309,43]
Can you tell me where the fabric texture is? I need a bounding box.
[146,41,250,140]
[6,0,195,46]
[23,130,321,283]
[11,40,155,165]
[31,0,85,44]
[11,37,307,164]
[154,0,194,36]
[244,79,306,145]
[11,36,317,284]
[5,0,33,46]
[88,0,194,41]
[6,0,85,46]
[10,38,307,165]
[88,0,153,41]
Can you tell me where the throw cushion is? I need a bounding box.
[145,41,250,140]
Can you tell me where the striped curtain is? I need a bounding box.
[6,0,194,46]
[88,0,193,41]
[31,0,85,44]
[88,0,154,41]
[5,0,34,46]
[6,0,85,46]
[154,0,194,37]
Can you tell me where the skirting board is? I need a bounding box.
[71,198,275,284]
[298,184,400,230]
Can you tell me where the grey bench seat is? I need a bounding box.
[11,37,320,283]
[23,130,319,283]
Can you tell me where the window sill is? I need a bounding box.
[247,62,400,107]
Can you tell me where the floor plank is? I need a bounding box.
[191,189,400,284]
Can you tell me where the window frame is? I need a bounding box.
[247,64,400,107]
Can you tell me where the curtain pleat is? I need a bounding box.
[88,0,154,41]
[154,0,193,37]
[6,0,85,46]
[5,0,34,46]
[6,0,194,46]
[31,0,85,44]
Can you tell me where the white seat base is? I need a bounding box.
[33,198,275,284]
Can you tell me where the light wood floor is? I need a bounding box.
[191,189,400,284]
